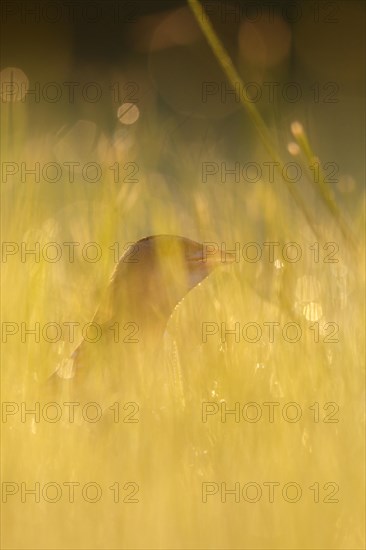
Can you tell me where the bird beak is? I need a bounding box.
[187,244,236,270]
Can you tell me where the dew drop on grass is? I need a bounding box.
[303,301,323,322]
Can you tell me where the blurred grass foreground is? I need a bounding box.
[1,1,365,549]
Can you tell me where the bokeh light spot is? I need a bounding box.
[117,103,140,125]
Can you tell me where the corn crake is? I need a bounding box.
[47,234,234,402]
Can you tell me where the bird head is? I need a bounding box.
[107,235,231,331]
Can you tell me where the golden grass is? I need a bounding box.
[1,10,365,549]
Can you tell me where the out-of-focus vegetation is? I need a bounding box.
[1,1,365,548]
